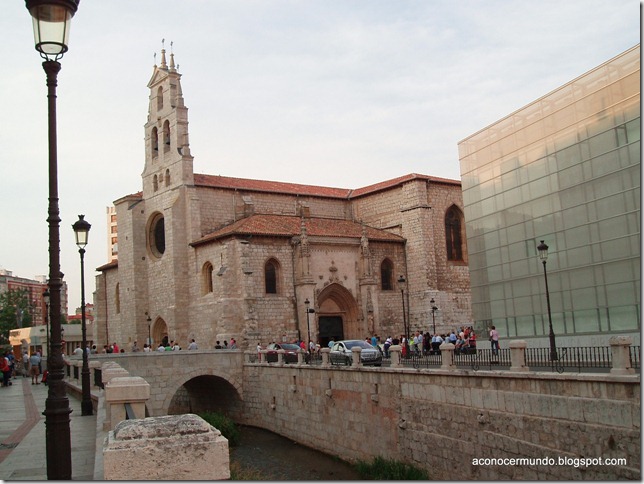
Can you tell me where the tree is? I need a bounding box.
[0,289,34,347]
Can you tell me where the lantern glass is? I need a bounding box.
[537,240,549,261]
[72,215,91,249]
[29,4,73,57]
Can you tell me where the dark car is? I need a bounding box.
[329,340,382,366]
[266,343,308,363]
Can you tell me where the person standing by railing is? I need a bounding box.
[489,326,499,355]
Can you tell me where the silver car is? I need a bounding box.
[329,340,382,366]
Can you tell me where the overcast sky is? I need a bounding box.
[0,0,639,312]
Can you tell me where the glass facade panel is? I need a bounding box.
[459,45,640,343]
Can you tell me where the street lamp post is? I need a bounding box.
[430,298,438,335]
[26,0,80,477]
[147,313,152,347]
[304,298,315,349]
[397,276,409,356]
[72,214,92,416]
[43,289,50,360]
[537,240,557,361]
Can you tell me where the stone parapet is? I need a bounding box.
[103,414,230,480]
[104,376,150,431]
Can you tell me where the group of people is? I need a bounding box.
[366,326,482,358]
[0,350,47,386]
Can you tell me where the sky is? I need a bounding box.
[0,0,639,312]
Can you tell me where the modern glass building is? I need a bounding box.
[458,45,640,346]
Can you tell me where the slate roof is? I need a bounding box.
[191,214,404,247]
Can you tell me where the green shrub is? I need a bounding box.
[198,411,240,447]
[354,456,429,480]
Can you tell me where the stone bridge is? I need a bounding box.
[77,344,641,480]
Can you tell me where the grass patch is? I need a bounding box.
[198,411,240,447]
[354,456,429,480]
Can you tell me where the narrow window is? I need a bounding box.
[265,259,279,294]
[165,169,171,187]
[446,205,464,261]
[115,283,121,314]
[163,120,171,151]
[202,262,214,295]
[153,174,158,192]
[157,86,164,112]
[380,258,393,290]
[151,127,159,155]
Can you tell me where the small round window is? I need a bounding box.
[149,213,166,258]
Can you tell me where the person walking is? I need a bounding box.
[489,325,500,355]
[29,352,42,384]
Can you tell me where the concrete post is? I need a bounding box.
[259,350,266,364]
[509,340,529,372]
[104,376,150,431]
[277,349,285,366]
[389,345,402,368]
[103,414,230,480]
[351,346,362,367]
[610,336,635,375]
[320,347,330,367]
[297,349,305,365]
[440,342,456,370]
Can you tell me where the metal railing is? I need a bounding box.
[630,345,640,370]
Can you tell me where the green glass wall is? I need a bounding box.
[458,45,640,342]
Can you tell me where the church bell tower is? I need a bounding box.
[142,41,194,198]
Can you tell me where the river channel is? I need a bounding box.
[229,425,363,480]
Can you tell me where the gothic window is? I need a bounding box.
[380,258,394,290]
[264,259,279,294]
[157,86,164,112]
[153,174,158,192]
[151,127,159,155]
[165,169,171,187]
[445,205,464,261]
[115,283,121,314]
[163,120,171,151]
[202,262,214,295]
[148,213,166,258]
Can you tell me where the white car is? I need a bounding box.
[329,340,382,366]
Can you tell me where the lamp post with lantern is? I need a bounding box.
[397,275,410,356]
[72,214,92,416]
[25,0,80,478]
[537,240,557,361]
[430,298,438,335]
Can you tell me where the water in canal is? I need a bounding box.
[230,425,363,480]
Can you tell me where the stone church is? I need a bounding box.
[94,49,472,351]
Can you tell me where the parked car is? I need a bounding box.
[266,343,308,363]
[329,340,382,366]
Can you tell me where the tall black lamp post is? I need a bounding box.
[304,298,315,349]
[43,289,50,360]
[397,276,409,356]
[430,298,438,335]
[26,0,80,478]
[537,240,557,361]
[147,313,152,347]
[72,214,92,416]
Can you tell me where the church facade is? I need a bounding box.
[94,50,471,351]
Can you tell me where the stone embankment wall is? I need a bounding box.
[239,364,640,480]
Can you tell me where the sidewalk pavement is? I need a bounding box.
[0,374,99,481]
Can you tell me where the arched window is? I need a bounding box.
[165,169,171,187]
[151,127,159,155]
[157,86,164,112]
[115,283,121,314]
[265,259,279,294]
[163,120,171,151]
[153,174,158,192]
[445,205,464,261]
[380,258,394,290]
[202,262,214,295]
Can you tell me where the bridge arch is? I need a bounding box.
[316,283,360,346]
[161,368,244,419]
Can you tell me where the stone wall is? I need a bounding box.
[239,364,640,480]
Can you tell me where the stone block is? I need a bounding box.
[103,414,230,480]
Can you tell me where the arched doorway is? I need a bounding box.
[316,283,360,347]
[151,317,168,348]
